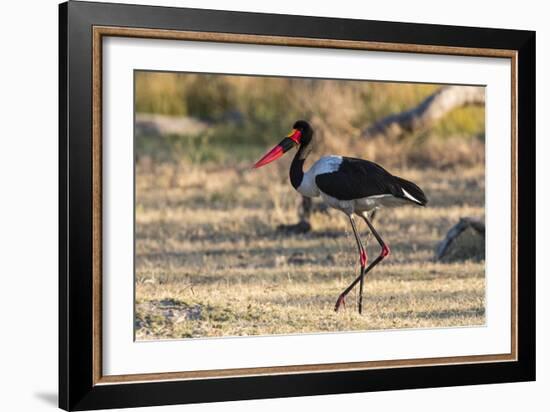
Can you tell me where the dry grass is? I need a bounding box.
[135,159,485,340]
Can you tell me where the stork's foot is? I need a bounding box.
[334,294,347,312]
[276,220,311,234]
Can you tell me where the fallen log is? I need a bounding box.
[436,217,485,261]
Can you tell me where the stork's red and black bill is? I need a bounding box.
[253,129,302,168]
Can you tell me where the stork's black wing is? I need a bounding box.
[315,157,427,205]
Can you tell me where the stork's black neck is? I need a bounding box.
[290,139,312,190]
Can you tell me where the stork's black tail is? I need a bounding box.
[394,176,428,206]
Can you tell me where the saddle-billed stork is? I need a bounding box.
[254,120,427,314]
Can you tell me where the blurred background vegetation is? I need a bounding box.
[135,71,485,169]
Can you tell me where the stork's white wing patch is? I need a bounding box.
[311,155,343,175]
[402,188,421,203]
[297,156,343,198]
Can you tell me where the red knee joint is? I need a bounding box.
[381,245,390,257]
[360,250,368,267]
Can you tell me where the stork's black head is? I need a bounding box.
[292,120,313,145]
[253,120,313,168]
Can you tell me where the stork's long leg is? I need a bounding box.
[334,215,367,312]
[358,210,376,312]
[336,215,368,311]
[369,209,377,224]
[335,213,390,313]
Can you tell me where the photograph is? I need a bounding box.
[133,71,486,340]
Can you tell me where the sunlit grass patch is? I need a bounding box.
[135,163,485,339]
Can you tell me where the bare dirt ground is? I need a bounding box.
[135,161,485,340]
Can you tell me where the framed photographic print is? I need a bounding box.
[59,1,535,410]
